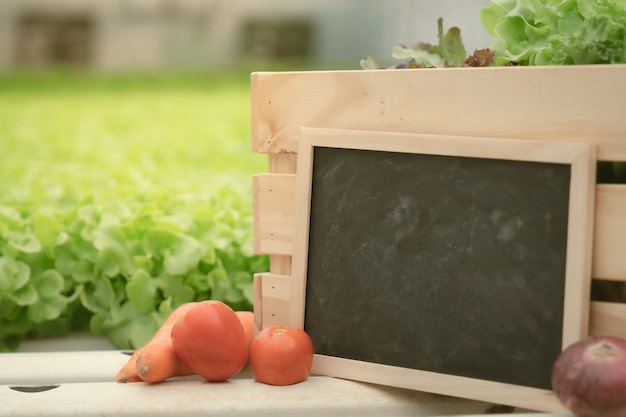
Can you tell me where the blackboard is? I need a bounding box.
[305,146,569,389]
[290,128,595,411]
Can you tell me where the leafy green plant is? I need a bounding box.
[480,0,626,65]
[0,73,268,351]
[361,18,469,69]
[363,0,626,68]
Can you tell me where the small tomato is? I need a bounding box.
[249,326,314,386]
[171,300,248,382]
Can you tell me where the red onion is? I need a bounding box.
[552,335,626,417]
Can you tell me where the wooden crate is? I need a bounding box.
[251,64,626,335]
[250,65,626,409]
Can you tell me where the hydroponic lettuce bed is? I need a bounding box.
[0,73,269,352]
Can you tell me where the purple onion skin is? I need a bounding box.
[552,336,626,417]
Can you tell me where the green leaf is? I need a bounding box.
[93,277,116,310]
[77,204,100,225]
[239,281,254,306]
[431,23,467,67]
[78,284,99,313]
[94,221,134,277]
[0,256,30,292]
[359,55,383,70]
[53,249,75,276]
[392,45,444,68]
[225,271,252,305]
[156,212,193,233]
[0,314,31,352]
[89,311,107,336]
[479,1,509,38]
[124,314,160,349]
[133,255,154,271]
[33,269,64,297]
[157,273,195,306]
[557,11,584,35]
[0,297,22,320]
[71,260,96,283]
[495,15,528,44]
[79,278,116,314]
[10,283,39,306]
[30,317,71,338]
[480,0,626,65]
[186,271,209,293]
[577,0,598,19]
[163,234,202,275]
[126,268,157,314]
[390,18,467,68]
[142,227,178,256]
[200,242,216,265]
[4,231,41,254]
[207,267,231,302]
[0,206,23,227]
[27,293,68,323]
[98,304,160,349]
[31,212,63,247]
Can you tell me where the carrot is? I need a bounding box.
[235,311,256,351]
[115,302,198,383]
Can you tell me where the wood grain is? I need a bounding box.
[251,66,626,161]
[251,67,626,411]
[590,301,626,339]
[253,173,626,284]
[593,184,626,281]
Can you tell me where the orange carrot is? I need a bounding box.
[235,311,256,351]
[115,302,198,383]
[116,352,140,383]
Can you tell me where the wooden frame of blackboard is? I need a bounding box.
[290,127,596,412]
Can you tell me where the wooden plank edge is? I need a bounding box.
[589,301,626,339]
[592,183,626,281]
[252,173,296,256]
[254,272,291,329]
[250,67,626,159]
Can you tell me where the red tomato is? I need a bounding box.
[171,300,248,382]
[249,326,314,386]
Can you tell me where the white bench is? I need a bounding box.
[0,348,569,416]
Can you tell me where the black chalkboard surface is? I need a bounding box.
[305,146,569,389]
[290,128,595,411]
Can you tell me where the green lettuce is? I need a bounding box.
[0,74,269,352]
[480,0,626,65]
[361,18,468,69]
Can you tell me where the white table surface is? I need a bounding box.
[0,349,573,417]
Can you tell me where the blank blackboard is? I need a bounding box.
[306,146,569,389]
[290,128,595,411]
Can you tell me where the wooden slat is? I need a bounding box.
[269,153,297,174]
[270,254,292,275]
[256,273,292,329]
[253,173,296,255]
[253,273,263,336]
[593,184,626,281]
[251,67,626,345]
[253,173,626,283]
[251,66,626,161]
[589,301,626,339]
[267,154,295,275]
[311,356,567,414]
[252,176,626,341]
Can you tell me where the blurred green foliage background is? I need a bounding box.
[0,71,269,351]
